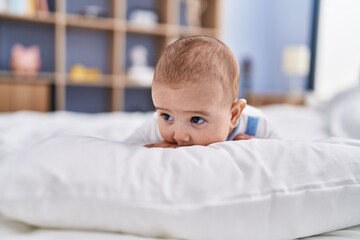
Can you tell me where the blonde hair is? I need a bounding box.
[153,35,240,104]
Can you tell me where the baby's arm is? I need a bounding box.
[234,105,280,140]
[145,141,178,148]
[233,133,253,140]
[126,114,177,148]
[125,112,164,145]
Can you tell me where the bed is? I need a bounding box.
[0,87,359,240]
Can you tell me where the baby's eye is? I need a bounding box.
[161,113,174,122]
[191,116,205,124]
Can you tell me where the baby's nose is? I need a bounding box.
[173,128,191,145]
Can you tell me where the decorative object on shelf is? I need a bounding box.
[4,0,48,16]
[83,5,103,18]
[128,45,154,86]
[282,45,310,95]
[184,0,208,27]
[10,43,41,77]
[0,0,8,13]
[69,64,102,83]
[128,8,158,26]
[35,0,49,17]
[7,0,27,15]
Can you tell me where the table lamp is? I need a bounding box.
[282,45,310,95]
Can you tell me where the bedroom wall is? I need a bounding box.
[221,0,314,96]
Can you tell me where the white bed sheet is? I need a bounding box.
[0,103,330,160]
[1,214,360,240]
[0,111,152,160]
[0,214,166,240]
[0,104,358,240]
[260,104,330,141]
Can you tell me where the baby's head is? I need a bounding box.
[152,35,246,146]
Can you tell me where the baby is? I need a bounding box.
[127,35,278,148]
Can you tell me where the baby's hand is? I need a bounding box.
[233,133,253,141]
[144,141,178,148]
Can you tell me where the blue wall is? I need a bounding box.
[222,0,314,95]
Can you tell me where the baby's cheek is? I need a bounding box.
[159,126,173,142]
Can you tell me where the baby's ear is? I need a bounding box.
[230,99,247,128]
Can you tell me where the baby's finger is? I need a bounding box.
[233,133,253,141]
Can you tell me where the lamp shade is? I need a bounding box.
[282,45,310,76]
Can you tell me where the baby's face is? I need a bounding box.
[152,81,236,146]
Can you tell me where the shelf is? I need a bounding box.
[127,23,169,36]
[65,14,116,30]
[0,71,55,85]
[180,26,219,37]
[0,12,56,25]
[0,0,221,113]
[65,74,114,87]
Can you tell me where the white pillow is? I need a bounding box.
[0,136,360,240]
[328,86,360,139]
